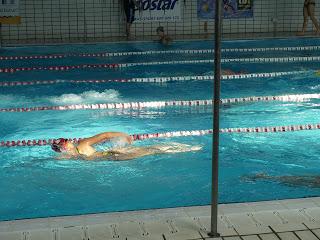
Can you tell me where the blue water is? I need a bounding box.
[1,38,320,221]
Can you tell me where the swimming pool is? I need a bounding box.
[1,38,320,221]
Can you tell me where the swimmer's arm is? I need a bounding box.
[80,132,133,146]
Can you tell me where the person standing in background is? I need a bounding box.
[123,0,139,39]
[297,0,320,35]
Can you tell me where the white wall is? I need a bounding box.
[0,0,318,44]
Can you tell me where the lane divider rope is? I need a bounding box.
[1,57,320,73]
[0,70,307,87]
[0,93,319,113]
[1,45,320,61]
[2,123,320,147]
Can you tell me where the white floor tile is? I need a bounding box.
[241,235,261,240]
[259,233,279,240]
[279,198,319,210]
[253,211,306,232]
[28,229,52,240]
[0,231,22,240]
[303,221,320,230]
[278,232,299,240]
[58,226,85,240]
[301,208,320,221]
[222,237,242,240]
[0,221,12,232]
[248,201,286,212]
[311,197,320,207]
[86,224,113,240]
[313,229,320,238]
[195,216,238,236]
[10,218,50,232]
[225,212,271,235]
[295,230,319,240]
[0,198,320,240]
[219,203,253,215]
[162,217,202,240]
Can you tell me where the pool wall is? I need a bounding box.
[0,0,318,45]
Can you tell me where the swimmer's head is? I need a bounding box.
[156,26,165,37]
[51,138,69,152]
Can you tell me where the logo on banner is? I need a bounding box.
[197,0,253,19]
[237,0,251,10]
[135,0,181,22]
[0,0,20,24]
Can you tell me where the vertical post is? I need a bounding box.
[0,23,2,48]
[208,0,222,237]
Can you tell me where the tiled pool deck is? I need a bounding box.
[0,197,320,240]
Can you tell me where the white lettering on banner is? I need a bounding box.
[0,0,19,16]
[135,0,181,22]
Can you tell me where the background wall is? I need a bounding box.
[0,0,319,45]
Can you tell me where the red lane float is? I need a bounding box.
[1,124,320,147]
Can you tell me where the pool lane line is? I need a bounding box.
[1,56,320,73]
[1,45,320,61]
[0,93,319,113]
[0,70,307,87]
[1,124,320,147]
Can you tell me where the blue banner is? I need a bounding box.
[197,0,253,19]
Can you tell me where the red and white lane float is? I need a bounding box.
[0,70,307,87]
[1,45,320,61]
[1,124,320,147]
[0,56,319,73]
[0,93,319,113]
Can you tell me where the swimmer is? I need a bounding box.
[156,26,172,45]
[242,173,320,188]
[51,131,201,161]
[222,69,246,75]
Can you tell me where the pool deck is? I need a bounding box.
[0,197,320,240]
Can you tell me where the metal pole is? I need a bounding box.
[0,23,2,48]
[208,0,222,237]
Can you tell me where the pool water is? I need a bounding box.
[0,38,320,221]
